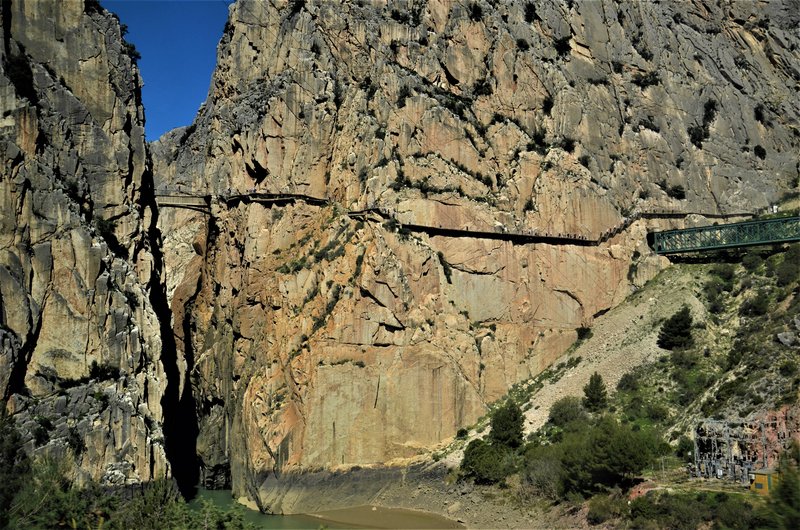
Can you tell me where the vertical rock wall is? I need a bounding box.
[0,0,174,487]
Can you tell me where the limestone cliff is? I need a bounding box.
[0,0,183,488]
[152,0,800,509]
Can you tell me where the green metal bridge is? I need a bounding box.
[650,216,800,254]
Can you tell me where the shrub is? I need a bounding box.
[666,184,686,200]
[522,445,565,500]
[740,290,769,316]
[542,96,553,115]
[524,3,539,23]
[703,99,718,125]
[559,137,576,153]
[524,198,535,212]
[742,253,763,272]
[632,71,661,88]
[554,36,571,57]
[576,326,592,342]
[675,435,694,462]
[583,372,608,412]
[456,428,469,439]
[560,417,659,494]
[288,0,305,17]
[90,360,121,380]
[780,360,797,377]
[587,494,625,525]
[461,439,510,484]
[468,2,482,21]
[95,216,116,239]
[776,258,799,287]
[617,372,639,393]
[490,401,524,448]
[0,418,30,528]
[754,144,766,160]
[754,104,766,124]
[710,263,736,290]
[688,125,706,147]
[548,396,588,428]
[657,306,694,350]
[671,348,697,370]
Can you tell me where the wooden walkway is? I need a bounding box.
[155,188,784,252]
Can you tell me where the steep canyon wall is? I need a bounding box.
[0,0,186,488]
[152,0,800,511]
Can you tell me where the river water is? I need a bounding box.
[190,489,463,529]
[190,489,341,529]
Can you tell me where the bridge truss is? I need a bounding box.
[651,216,800,255]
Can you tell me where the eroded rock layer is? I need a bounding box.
[152,0,800,509]
[0,1,175,486]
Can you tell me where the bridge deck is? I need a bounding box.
[650,216,800,254]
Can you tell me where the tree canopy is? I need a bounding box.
[490,400,524,448]
[658,305,694,350]
[583,372,608,412]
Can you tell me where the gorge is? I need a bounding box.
[2,0,799,526]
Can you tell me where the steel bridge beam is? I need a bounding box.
[651,216,800,254]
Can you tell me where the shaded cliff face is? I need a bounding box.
[153,0,800,506]
[0,1,177,487]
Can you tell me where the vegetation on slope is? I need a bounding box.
[457,242,800,528]
[0,417,254,530]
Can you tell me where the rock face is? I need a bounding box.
[0,1,178,487]
[152,0,800,511]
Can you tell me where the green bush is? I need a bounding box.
[587,494,625,525]
[658,305,694,350]
[525,417,661,498]
[461,439,511,485]
[740,290,769,316]
[548,396,588,428]
[5,455,255,529]
[711,263,736,289]
[617,371,639,393]
[0,418,30,528]
[522,447,564,500]
[780,360,798,377]
[776,258,799,287]
[561,417,660,495]
[676,435,694,462]
[742,253,763,272]
[765,443,800,529]
[490,401,524,448]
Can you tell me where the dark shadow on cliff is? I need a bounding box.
[140,163,200,499]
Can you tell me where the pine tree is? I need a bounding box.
[583,372,608,412]
[657,305,694,350]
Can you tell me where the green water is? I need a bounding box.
[189,489,342,529]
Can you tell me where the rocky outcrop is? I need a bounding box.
[152,0,800,509]
[0,1,176,487]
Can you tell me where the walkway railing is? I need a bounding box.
[650,216,800,254]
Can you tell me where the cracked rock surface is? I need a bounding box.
[152,0,800,511]
[1,1,170,486]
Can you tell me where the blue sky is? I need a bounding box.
[104,0,234,140]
